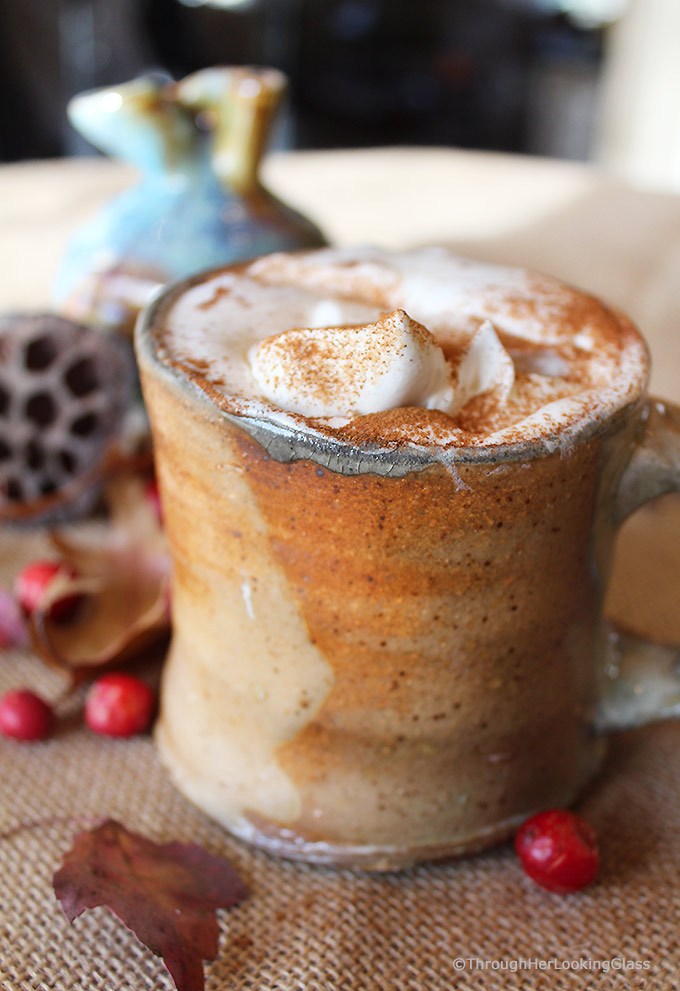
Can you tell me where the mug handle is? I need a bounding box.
[596,399,680,730]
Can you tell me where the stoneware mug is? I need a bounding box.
[136,264,680,870]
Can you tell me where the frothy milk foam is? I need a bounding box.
[159,246,648,448]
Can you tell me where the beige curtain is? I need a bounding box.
[595,0,680,190]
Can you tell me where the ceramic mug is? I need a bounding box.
[136,267,680,870]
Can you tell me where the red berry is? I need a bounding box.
[85,673,155,737]
[515,809,600,893]
[0,690,54,741]
[15,560,81,622]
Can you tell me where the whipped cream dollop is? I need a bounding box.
[451,320,515,415]
[248,309,518,421]
[159,246,649,448]
[249,309,457,418]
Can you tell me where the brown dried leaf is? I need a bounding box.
[30,473,170,684]
[53,820,248,991]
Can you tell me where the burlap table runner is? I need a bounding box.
[2,151,680,989]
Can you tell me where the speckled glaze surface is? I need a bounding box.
[134,267,656,868]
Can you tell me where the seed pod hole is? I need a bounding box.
[58,449,78,474]
[6,478,23,501]
[25,392,57,428]
[25,336,58,371]
[0,383,10,416]
[25,440,45,470]
[65,357,99,397]
[70,412,98,438]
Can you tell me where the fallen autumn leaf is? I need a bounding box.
[31,473,171,684]
[53,819,248,991]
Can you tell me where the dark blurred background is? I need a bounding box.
[0,0,623,164]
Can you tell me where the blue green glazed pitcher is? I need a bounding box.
[54,67,326,334]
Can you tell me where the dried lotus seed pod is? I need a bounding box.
[0,314,133,524]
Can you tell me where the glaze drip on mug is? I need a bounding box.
[159,246,648,447]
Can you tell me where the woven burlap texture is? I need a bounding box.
[1,498,679,991]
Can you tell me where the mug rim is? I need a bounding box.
[135,265,647,475]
